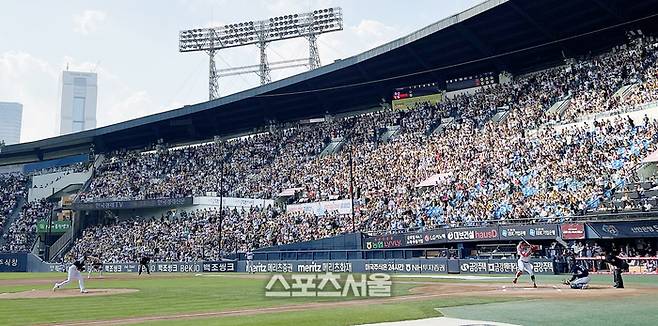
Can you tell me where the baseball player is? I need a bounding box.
[563,258,590,289]
[512,241,538,288]
[246,249,254,274]
[53,261,88,293]
[86,255,104,279]
[138,254,151,276]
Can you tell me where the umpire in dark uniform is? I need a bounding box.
[138,253,151,276]
[604,252,629,288]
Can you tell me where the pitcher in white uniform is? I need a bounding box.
[53,261,88,293]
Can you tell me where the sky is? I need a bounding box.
[0,0,484,143]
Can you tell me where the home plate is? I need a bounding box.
[357,317,519,326]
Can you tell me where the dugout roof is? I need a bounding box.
[3,0,658,164]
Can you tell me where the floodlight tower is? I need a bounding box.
[179,7,343,100]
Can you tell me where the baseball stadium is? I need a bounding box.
[2,0,658,325]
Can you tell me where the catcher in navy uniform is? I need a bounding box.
[563,257,591,289]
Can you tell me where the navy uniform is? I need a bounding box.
[566,263,590,289]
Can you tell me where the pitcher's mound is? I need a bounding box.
[0,288,139,299]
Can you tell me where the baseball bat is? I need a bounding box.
[521,236,531,246]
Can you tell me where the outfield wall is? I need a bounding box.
[0,253,556,275]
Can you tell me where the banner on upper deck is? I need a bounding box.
[446,226,498,242]
[498,224,558,240]
[286,199,353,216]
[588,220,658,238]
[71,197,193,210]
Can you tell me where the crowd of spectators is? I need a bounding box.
[1,199,54,252]
[561,38,658,121]
[57,36,658,260]
[0,174,27,234]
[65,205,361,262]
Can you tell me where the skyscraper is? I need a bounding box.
[59,71,97,135]
[0,102,23,145]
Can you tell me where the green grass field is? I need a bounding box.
[0,272,656,325]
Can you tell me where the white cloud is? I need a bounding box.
[73,10,107,35]
[265,0,334,15]
[105,91,158,125]
[351,19,398,48]
[0,51,59,143]
[0,51,164,143]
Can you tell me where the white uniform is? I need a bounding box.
[54,265,87,292]
[246,251,254,273]
[517,244,534,276]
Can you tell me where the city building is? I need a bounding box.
[0,102,23,145]
[59,71,97,135]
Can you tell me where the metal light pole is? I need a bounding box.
[349,141,355,233]
[214,136,225,257]
[219,156,224,256]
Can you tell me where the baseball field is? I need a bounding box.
[1,272,657,325]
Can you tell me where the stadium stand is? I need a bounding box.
[0,174,27,243]
[50,36,658,262]
[0,163,89,253]
[1,198,54,252]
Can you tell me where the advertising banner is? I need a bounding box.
[561,223,586,240]
[286,199,353,216]
[72,197,193,211]
[243,259,447,274]
[101,262,203,273]
[364,234,406,250]
[36,220,71,234]
[0,253,27,272]
[459,258,555,275]
[241,258,554,274]
[498,224,558,240]
[589,220,658,238]
[194,196,275,208]
[363,259,448,274]
[202,261,237,272]
[245,261,354,274]
[404,229,447,246]
[446,226,498,242]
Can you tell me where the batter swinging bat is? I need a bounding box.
[521,236,540,252]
